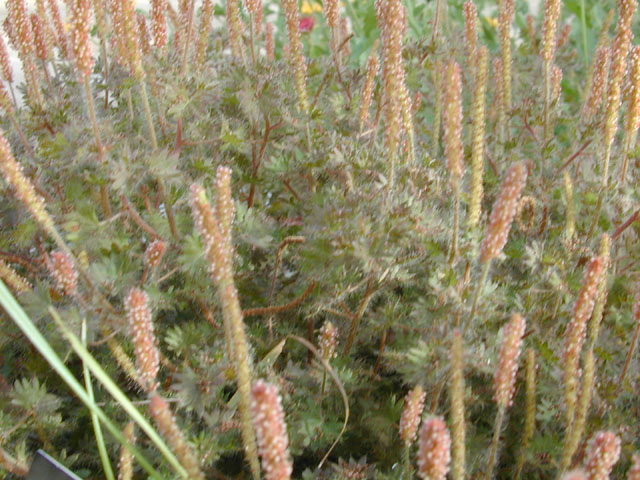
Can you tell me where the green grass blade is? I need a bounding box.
[48,308,189,479]
[81,319,116,480]
[0,280,165,480]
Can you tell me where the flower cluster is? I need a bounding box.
[125,288,159,392]
[50,250,78,297]
[0,259,31,294]
[417,417,451,480]
[494,314,526,407]
[541,0,561,61]
[585,431,621,480]
[70,0,94,79]
[443,61,464,181]
[399,385,426,447]
[251,380,293,480]
[151,0,168,49]
[583,46,611,120]
[149,395,204,480]
[318,321,338,361]
[144,239,167,269]
[480,162,528,262]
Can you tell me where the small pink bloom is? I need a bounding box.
[299,16,315,32]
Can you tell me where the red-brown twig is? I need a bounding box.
[612,210,639,241]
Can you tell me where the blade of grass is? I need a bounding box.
[48,308,189,479]
[0,280,165,480]
[82,318,116,480]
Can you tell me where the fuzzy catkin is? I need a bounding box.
[443,61,464,181]
[628,454,640,480]
[541,0,561,62]
[494,314,526,407]
[563,256,604,429]
[463,1,478,77]
[450,329,465,480]
[585,431,621,480]
[318,321,338,361]
[30,14,49,61]
[47,0,69,57]
[562,470,588,480]
[50,250,78,296]
[625,46,640,148]
[137,14,152,56]
[0,129,56,238]
[7,0,34,57]
[149,395,204,480]
[493,57,506,142]
[117,422,135,480]
[70,0,94,79]
[480,162,528,263]
[0,259,31,294]
[323,0,339,29]
[151,0,168,49]
[359,48,379,130]
[0,82,13,113]
[562,348,595,471]
[125,288,160,392]
[265,22,275,61]
[399,385,426,447]
[251,380,293,480]
[376,0,407,164]
[194,0,214,68]
[551,64,563,103]
[0,35,13,82]
[588,234,610,347]
[282,0,308,113]
[563,170,575,240]
[603,0,637,151]
[583,46,611,121]
[417,417,451,480]
[190,167,260,480]
[226,0,245,61]
[469,46,488,228]
[144,239,167,269]
[498,0,514,113]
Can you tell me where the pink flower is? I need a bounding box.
[299,16,315,32]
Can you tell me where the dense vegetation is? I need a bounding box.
[0,0,640,479]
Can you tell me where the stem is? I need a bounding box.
[84,76,104,158]
[449,179,460,264]
[321,369,327,395]
[126,89,134,127]
[543,60,551,146]
[100,40,110,110]
[157,179,180,239]
[100,184,112,218]
[587,142,612,238]
[486,405,506,480]
[620,136,634,186]
[249,12,257,67]
[469,260,491,324]
[181,0,196,76]
[139,80,158,150]
[8,112,35,160]
[8,82,17,109]
[620,318,640,385]
[403,445,411,480]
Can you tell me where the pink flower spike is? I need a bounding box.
[417,416,451,480]
[251,380,293,480]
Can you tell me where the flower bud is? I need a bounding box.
[151,0,168,49]
[444,61,463,180]
[70,0,94,79]
[318,321,338,361]
[144,239,167,269]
